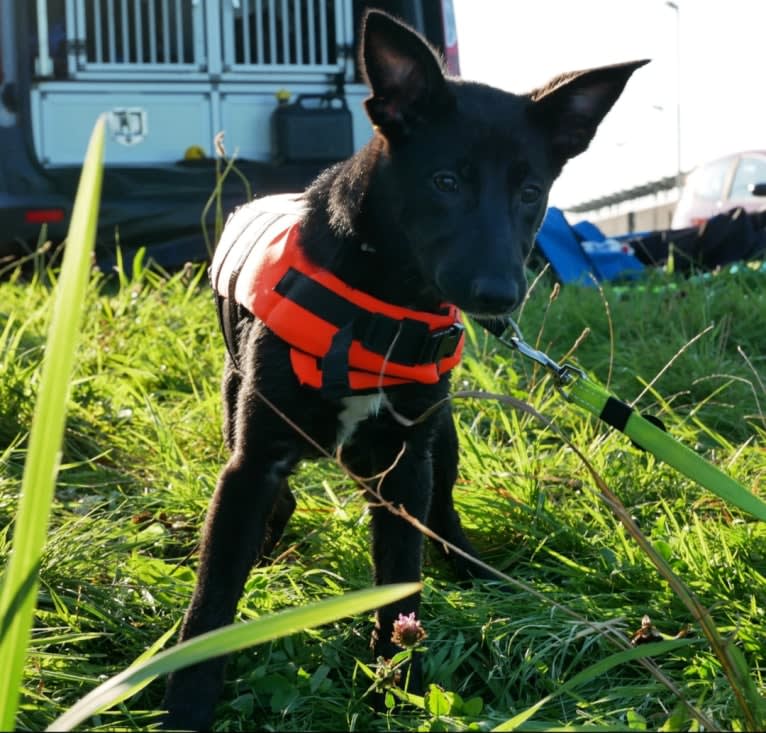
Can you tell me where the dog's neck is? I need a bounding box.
[300,140,445,314]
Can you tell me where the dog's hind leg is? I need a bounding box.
[260,479,297,560]
[223,356,297,562]
[221,355,240,451]
[427,406,495,581]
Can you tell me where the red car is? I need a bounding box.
[671,150,766,229]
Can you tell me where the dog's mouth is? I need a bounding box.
[439,282,526,320]
[468,314,514,338]
[461,304,520,319]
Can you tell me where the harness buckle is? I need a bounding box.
[425,322,465,362]
[360,314,463,365]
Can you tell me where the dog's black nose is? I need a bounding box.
[469,278,522,314]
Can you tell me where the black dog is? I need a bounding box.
[163,10,646,729]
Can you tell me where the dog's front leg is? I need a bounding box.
[363,446,433,693]
[162,446,297,730]
[427,406,496,581]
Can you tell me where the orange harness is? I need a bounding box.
[209,194,464,398]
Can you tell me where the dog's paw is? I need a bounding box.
[162,668,221,731]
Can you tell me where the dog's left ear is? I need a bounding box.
[530,59,649,167]
[361,10,453,139]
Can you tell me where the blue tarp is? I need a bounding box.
[536,207,645,285]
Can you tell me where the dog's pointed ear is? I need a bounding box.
[530,59,649,167]
[361,10,452,138]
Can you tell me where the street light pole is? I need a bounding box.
[666,1,682,193]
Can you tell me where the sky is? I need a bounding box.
[452,0,766,210]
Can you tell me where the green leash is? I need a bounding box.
[486,318,766,522]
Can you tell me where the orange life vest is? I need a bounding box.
[209,194,464,398]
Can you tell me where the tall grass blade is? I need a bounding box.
[50,583,421,731]
[0,117,105,729]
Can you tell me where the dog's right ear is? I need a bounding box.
[361,10,452,139]
[529,59,650,168]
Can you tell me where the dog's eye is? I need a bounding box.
[433,172,459,193]
[520,184,542,203]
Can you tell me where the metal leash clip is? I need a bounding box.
[491,317,585,387]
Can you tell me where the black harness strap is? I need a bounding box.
[274,267,464,367]
[320,322,355,399]
[212,291,243,369]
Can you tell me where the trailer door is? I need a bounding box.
[30,1,361,166]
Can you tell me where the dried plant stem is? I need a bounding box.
[632,324,715,407]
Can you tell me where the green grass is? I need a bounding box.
[1,256,765,731]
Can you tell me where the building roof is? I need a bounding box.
[564,174,682,214]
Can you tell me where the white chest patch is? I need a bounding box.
[336,394,384,445]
